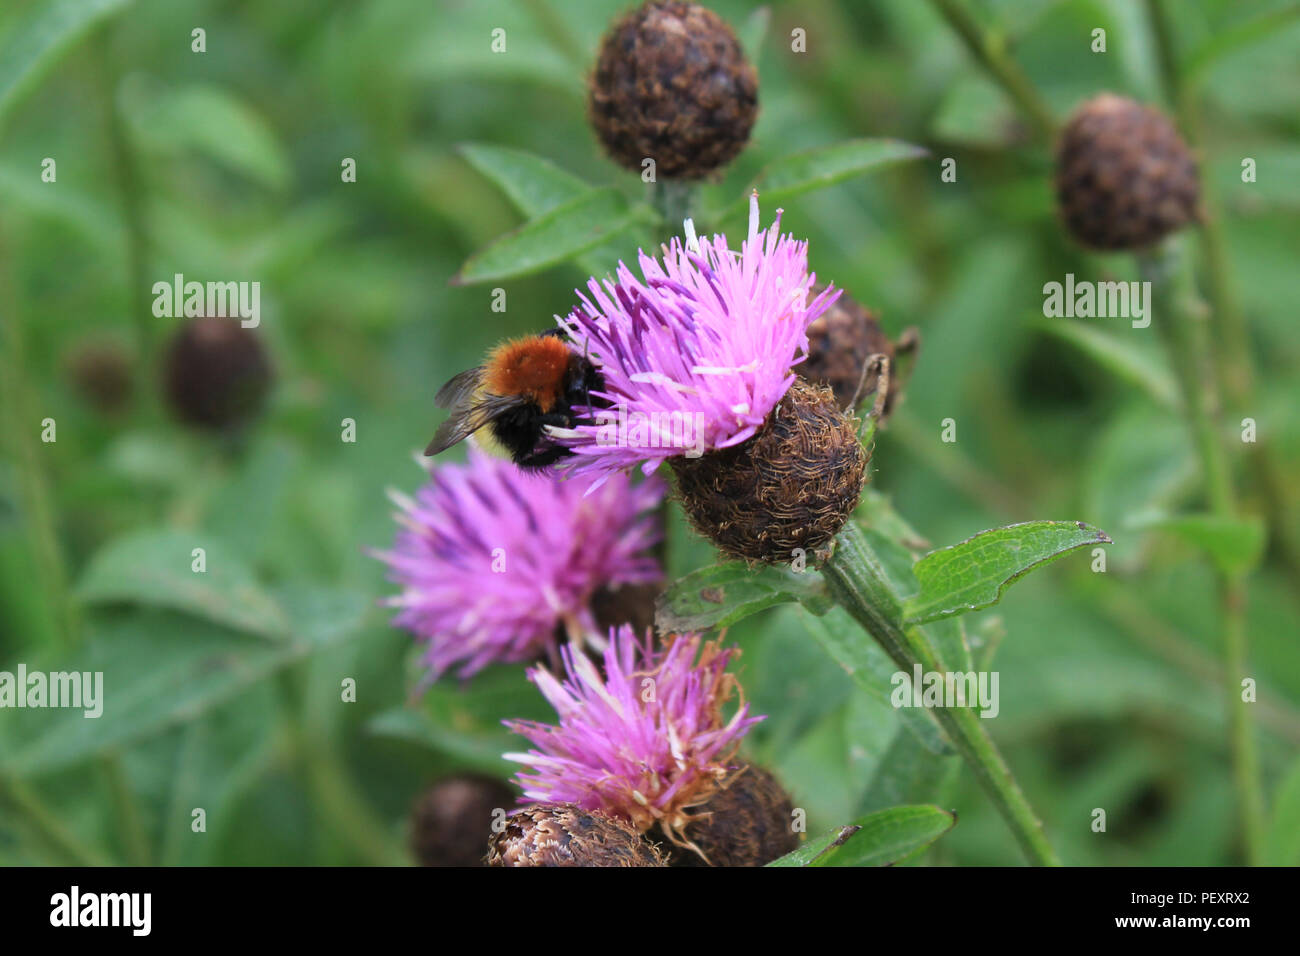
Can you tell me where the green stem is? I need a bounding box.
[0,229,79,651]
[651,179,697,242]
[0,774,111,866]
[1145,0,1300,595]
[276,669,406,866]
[925,0,1058,140]
[823,522,1061,866]
[101,752,152,866]
[1140,239,1264,864]
[94,33,152,359]
[1140,242,1233,512]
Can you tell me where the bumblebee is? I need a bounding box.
[424,330,602,469]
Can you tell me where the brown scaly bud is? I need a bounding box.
[1055,93,1200,251]
[410,775,515,867]
[670,380,867,565]
[66,339,134,415]
[589,0,758,180]
[486,803,667,867]
[591,581,661,637]
[800,285,916,417]
[162,316,272,430]
[663,766,799,866]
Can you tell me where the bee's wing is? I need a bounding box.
[424,392,521,457]
[434,367,486,409]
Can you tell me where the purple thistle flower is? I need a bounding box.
[370,446,663,682]
[550,193,840,481]
[503,626,763,844]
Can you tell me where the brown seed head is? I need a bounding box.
[663,765,799,866]
[1055,93,1199,250]
[486,803,667,867]
[589,0,758,180]
[67,339,134,415]
[410,775,515,867]
[162,316,272,430]
[670,380,867,564]
[800,285,903,415]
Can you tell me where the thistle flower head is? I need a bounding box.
[551,194,840,481]
[371,447,662,682]
[504,626,761,847]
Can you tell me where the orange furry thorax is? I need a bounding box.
[483,335,572,412]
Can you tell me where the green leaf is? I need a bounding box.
[1185,5,1300,83]
[1264,754,1300,866]
[1128,513,1267,577]
[721,139,928,218]
[2,597,368,776]
[801,607,953,755]
[456,142,588,219]
[766,824,861,867]
[1031,316,1179,410]
[930,73,1022,148]
[76,528,290,640]
[123,83,291,191]
[367,708,513,776]
[0,0,132,130]
[452,187,643,285]
[655,561,832,633]
[767,804,955,867]
[903,521,1111,625]
[821,804,956,867]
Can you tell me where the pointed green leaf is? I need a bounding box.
[123,84,291,191]
[766,824,861,867]
[768,804,955,867]
[1129,513,1267,577]
[3,594,369,776]
[720,139,928,218]
[76,528,289,640]
[457,142,589,219]
[1185,6,1300,82]
[903,521,1111,625]
[452,187,643,284]
[655,561,832,633]
[1031,316,1179,410]
[820,804,956,867]
[0,0,133,130]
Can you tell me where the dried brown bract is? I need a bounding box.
[671,380,867,564]
[486,803,666,867]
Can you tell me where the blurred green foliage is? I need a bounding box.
[0,0,1297,866]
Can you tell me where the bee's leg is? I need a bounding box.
[514,412,582,469]
[515,446,571,470]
